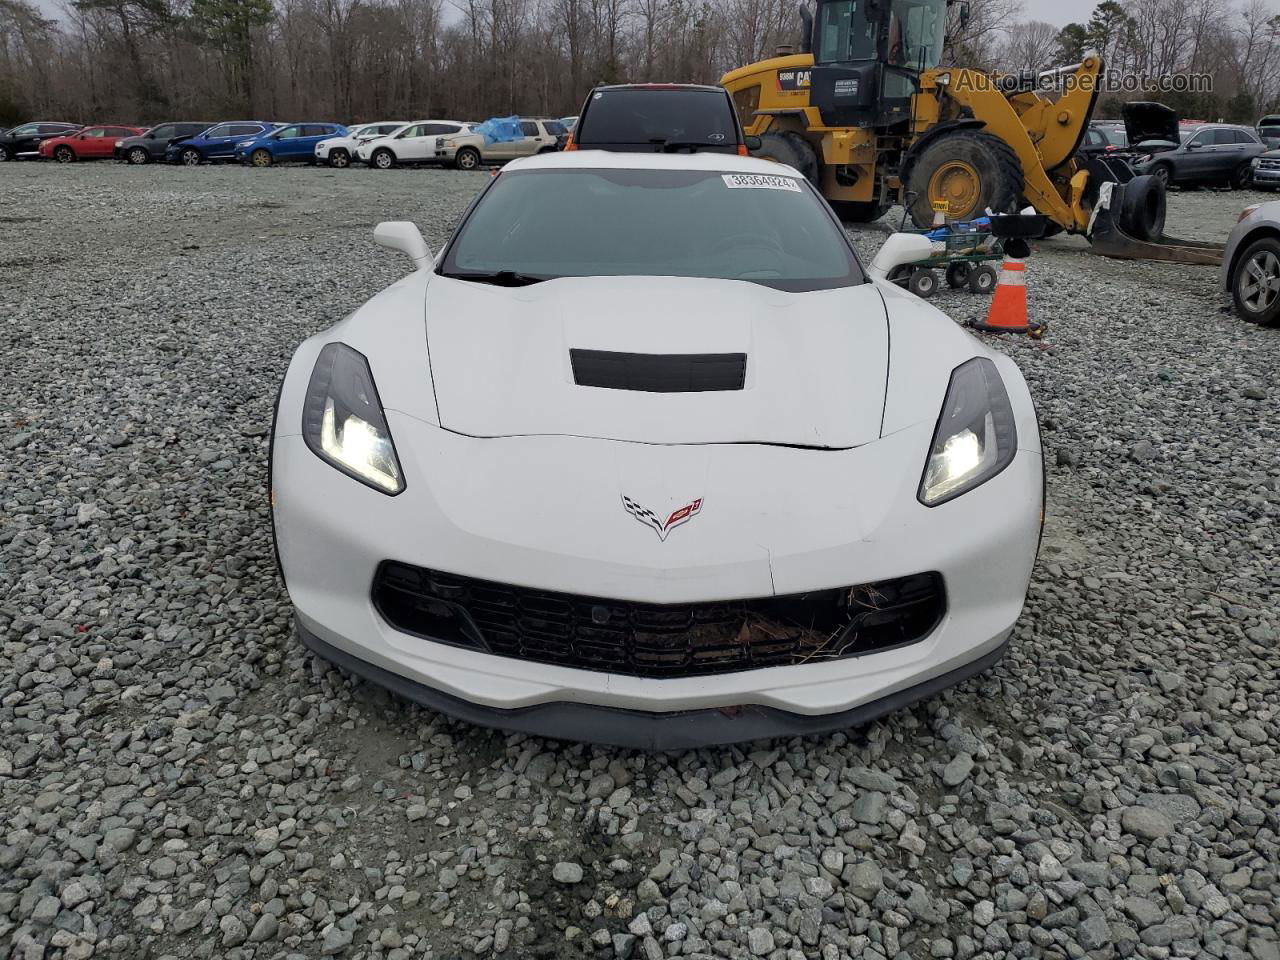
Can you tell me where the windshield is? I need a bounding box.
[888,0,946,69]
[576,90,737,146]
[441,168,863,292]
[1098,126,1126,146]
[817,0,877,62]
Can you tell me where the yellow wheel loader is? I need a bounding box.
[720,0,1223,264]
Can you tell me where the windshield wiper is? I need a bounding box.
[440,269,547,287]
[650,138,721,153]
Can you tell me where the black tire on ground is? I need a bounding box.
[968,264,999,294]
[54,145,74,163]
[329,149,350,168]
[753,131,818,183]
[1231,163,1252,190]
[127,146,149,164]
[1116,174,1166,243]
[1149,163,1171,187]
[945,262,971,288]
[1230,235,1280,326]
[830,200,890,223]
[905,130,1025,229]
[372,148,395,170]
[0,145,10,161]
[908,268,938,298]
[180,148,202,166]
[454,147,480,170]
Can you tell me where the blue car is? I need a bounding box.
[235,123,348,167]
[165,121,278,165]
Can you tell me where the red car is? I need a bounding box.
[40,125,143,163]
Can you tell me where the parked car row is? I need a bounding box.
[0,115,576,170]
[1078,104,1277,191]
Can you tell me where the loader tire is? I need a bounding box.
[754,131,818,183]
[906,131,1024,228]
[1116,175,1166,243]
[830,200,890,223]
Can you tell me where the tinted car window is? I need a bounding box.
[12,125,39,137]
[108,127,134,137]
[544,120,567,135]
[1187,130,1212,147]
[304,125,331,136]
[1235,128,1260,144]
[206,125,233,138]
[520,121,539,137]
[37,124,72,135]
[442,168,862,292]
[150,125,174,139]
[576,89,737,146]
[229,124,263,137]
[179,124,209,136]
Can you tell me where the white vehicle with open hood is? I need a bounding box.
[269,150,1044,748]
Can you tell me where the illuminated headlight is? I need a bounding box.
[919,358,1017,506]
[302,343,404,495]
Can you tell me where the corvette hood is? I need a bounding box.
[422,275,889,448]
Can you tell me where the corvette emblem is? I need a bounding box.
[621,495,703,541]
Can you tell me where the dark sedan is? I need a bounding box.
[0,122,80,161]
[1131,123,1267,189]
[114,122,213,164]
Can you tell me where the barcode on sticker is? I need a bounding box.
[722,173,802,192]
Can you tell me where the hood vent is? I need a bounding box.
[570,349,747,393]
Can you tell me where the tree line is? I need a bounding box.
[0,0,1277,128]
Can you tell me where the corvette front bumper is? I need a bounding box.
[272,406,1042,747]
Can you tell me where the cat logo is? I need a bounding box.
[776,70,812,92]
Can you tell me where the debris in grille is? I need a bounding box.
[373,562,945,679]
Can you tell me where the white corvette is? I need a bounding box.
[270,151,1044,748]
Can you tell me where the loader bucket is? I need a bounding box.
[1085,160,1225,266]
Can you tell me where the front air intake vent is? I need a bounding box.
[570,349,747,392]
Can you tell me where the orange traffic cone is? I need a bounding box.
[973,255,1041,336]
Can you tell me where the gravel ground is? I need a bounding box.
[1,162,1277,960]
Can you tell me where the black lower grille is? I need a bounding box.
[373,563,945,679]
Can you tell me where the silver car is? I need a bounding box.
[1221,201,1280,325]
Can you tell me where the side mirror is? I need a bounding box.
[744,135,762,151]
[867,233,934,281]
[1186,141,1201,149]
[374,221,432,270]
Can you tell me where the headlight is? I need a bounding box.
[302,343,404,495]
[918,358,1017,506]
[115,140,124,147]
[1239,204,1260,222]
[236,140,253,148]
[1251,157,1262,168]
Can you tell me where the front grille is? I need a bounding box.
[373,562,945,679]
[1258,159,1280,170]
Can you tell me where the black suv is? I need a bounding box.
[570,84,757,154]
[0,122,80,161]
[114,122,214,164]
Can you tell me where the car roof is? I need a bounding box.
[505,150,795,177]
[590,82,725,93]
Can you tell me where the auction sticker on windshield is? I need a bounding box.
[722,173,802,192]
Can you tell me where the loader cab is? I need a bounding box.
[809,0,947,128]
